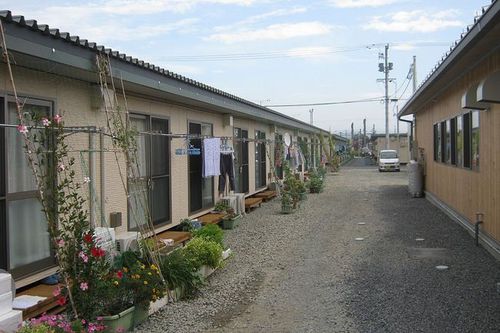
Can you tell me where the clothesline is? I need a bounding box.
[0,123,329,146]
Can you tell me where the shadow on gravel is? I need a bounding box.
[346,185,500,333]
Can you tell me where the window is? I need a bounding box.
[471,110,480,170]
[128,115,170,230]
[433,123,441,162]
[463,113,471,168]
[234,128,249,193]
[188,122,213,213]
[255,130,266,189]
[456,115,463,167]
[440,122,446,163]
[445,120,451,164]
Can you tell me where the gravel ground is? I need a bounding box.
[136,157,500,333]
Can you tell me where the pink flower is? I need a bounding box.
[52,286,61,297]
[115,327,125,333]
[78,251,89,263]
[41,117,51,127]
[57,239,65,247]
[17,124,28,134]
[79,282,88,291]
[57,163,65,171]
[53,114,62,124]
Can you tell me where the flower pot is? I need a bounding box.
[101,306,135,333]
[133,305,149,327]
[197,264,216,278]
[281,204,294,214]
[221,215,241,229]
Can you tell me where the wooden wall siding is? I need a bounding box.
[415,51,500,241]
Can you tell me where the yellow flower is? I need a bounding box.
[151,264,158,271]
[141,265,145,269]
[113,280,119,286]
[123,267,128,273]
[148,272,152,276]
[143,281,148,285]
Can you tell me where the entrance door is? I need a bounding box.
[129,115,170,230]
[1,97,54,279]
[233,128,248,193]
[188,122,213,213]
[255,130,266,189]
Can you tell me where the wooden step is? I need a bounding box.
[245,197,263,212]
[253,190,277,202]
[156,230,192,246]
[198,212,227,225]
[15,283,65,320]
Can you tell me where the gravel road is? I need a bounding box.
[137,158,500,333]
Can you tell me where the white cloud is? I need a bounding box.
[392,43,416,51]
[330,0,399,8]
[206,22,332,43]
[364,10,462,32]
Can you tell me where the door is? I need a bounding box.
[233,128,248,193]
[188,122,213,213]
[128,115,170,230]
[2,97,54,279]
[255,130,266,189]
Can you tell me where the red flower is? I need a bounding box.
[116,270,123,279]
[83,233,93,244]
[57,297,67,306]
[90,247,105,258]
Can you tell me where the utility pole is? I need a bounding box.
[412,56,417,94]
[377,44,393,150]
[309,108,314,125]
[363,118,366,148]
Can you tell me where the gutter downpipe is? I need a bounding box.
[398,115,414,158]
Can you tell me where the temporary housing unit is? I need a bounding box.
[371,133,409,164]
[0,11,347,286]
[399,0,500,258]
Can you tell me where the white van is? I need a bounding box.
[378,150,400,172]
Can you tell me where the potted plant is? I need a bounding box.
[159,250,203,300]
[182,237,223,278]
[192,224,225,247]
[220,208,241,230]
[309,171,324,193]
[281,191,294,214]
[213,200,230,214]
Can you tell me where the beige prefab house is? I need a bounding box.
[399,1,500,259]
[371,133,409,164]
[0,11,347,285]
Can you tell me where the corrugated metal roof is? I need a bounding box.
[399,0,499,117]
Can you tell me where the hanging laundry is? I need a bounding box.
[202,138,221,177]
[219,153,235,193]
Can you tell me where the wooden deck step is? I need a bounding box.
[156,230,192,246]
[15,283,65,320]
[245,197,263,212]
[198,212,227,225]
[253,190,277,202]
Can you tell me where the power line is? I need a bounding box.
[160,41,450,62]
[265,97,384,108]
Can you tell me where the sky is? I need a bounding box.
[0,0,491,137]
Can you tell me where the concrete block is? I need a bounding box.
[0,292,12,316]
[0,310,22,333]
[0,274,12,295]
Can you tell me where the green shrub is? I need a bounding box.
[193,224,224,247]
[160,250,202,297]
[183,237,223,269]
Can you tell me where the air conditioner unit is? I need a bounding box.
[115,232,139,253]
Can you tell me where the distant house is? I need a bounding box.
[399,1,500,258]
[371,133,409,164]
[0,10,348,286]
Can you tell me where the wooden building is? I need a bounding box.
[399,1,500,259]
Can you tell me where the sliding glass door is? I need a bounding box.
[234,128,249,193]
[129,115,170,230]
[188,122,213,213]
[1,97,54,279]
[255,130,266,189]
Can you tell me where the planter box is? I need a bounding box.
[221,215,241,230]
[197,265,216,278]
[281,204,294,214]
[101,306,135,333]
[133,305,149,327]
